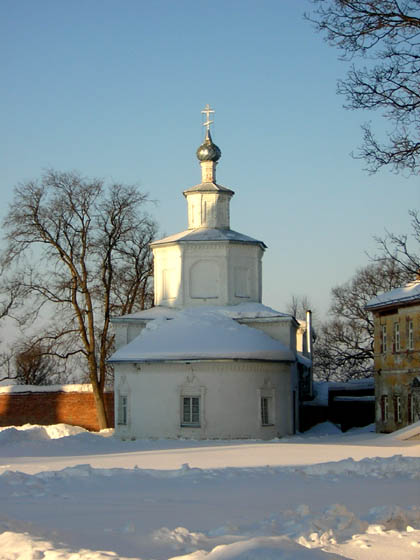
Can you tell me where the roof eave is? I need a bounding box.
[108,357,295,365]
[151,238,267,250]
[365,295,420,312]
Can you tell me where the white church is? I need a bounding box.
[109,106,313,439]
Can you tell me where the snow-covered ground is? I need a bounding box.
[0,423,419,559]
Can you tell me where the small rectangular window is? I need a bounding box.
[182,396,200,426]
[381,325,387,353]
[118,395,128,425]
[408,320,414,351]
[396,396,402,423]
[382,395,389,422]
[261,396,272,426]
[394,322,400,352]
[409,393,415,424]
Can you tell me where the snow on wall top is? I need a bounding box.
[108,307,295,363]
[308,379,375,407]
[0,384,97,394]
[112,302,292,323]
[151,227,267,248]
[366,280,420,310]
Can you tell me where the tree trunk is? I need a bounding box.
[90,371,109,429]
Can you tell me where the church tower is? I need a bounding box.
[151,105,266,308]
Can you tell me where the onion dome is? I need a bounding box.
[196,130,221,162]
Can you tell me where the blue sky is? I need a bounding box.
[1,0,419,317]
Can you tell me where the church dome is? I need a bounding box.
[196,130,221,162]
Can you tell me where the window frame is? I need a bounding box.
[181,395,201,427]
[408,319,414,351]
[381,395,389,423]
[260,395,274,426]
[381,324,387,353]
[396,395,402,423]
[393,322,400,352]
[118,394,128,426]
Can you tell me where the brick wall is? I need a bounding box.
[0,390,114,431]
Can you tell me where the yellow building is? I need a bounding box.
[366,280,420,433]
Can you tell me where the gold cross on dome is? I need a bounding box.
[201,104,215,131]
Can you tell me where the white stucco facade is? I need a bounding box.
[109,113,312,440]
[152,240,264,308]
[115,360,295,440]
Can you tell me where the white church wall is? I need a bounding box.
[228,244,263,304]
[113,322,149,350]
[183,243,229,306]
[113,323,128,350]
[189,259,221,299]
[186,192,231,229]
[296,324,306,354]
[153,244,183,307]
[240,318,297,353]
[153,240,263,308]
[114,361,293,440]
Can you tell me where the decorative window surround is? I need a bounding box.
[259,388,275,426]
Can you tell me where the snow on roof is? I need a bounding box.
[183,181,234,194]
[308,379,374,407]
[366,280,420,310]
[112,302,292,323]
[0,384,98,394]
[109,307,295,363]
[151,227,267,248]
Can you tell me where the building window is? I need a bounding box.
[394,322,400,352]
[395,396,402,423]
[118,394,128,425]
[381,395,389,422]
[408,320,414,351]
[409,393,417,424]
[182,396,200,426]
[381,324,387,353]
[261,396,273,426]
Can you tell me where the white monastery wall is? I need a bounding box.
[115,361,294,440]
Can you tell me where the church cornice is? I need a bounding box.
[109,357,295,366]
[151,234,266,250]
[183,182,234,196]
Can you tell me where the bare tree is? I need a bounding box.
[286,295,315,321]
[0,270,34,383]
[308,1,420,173]
[14,342,57,385]
[375,209,420,276]
[2,170,157,428]
[314,258,411,380]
